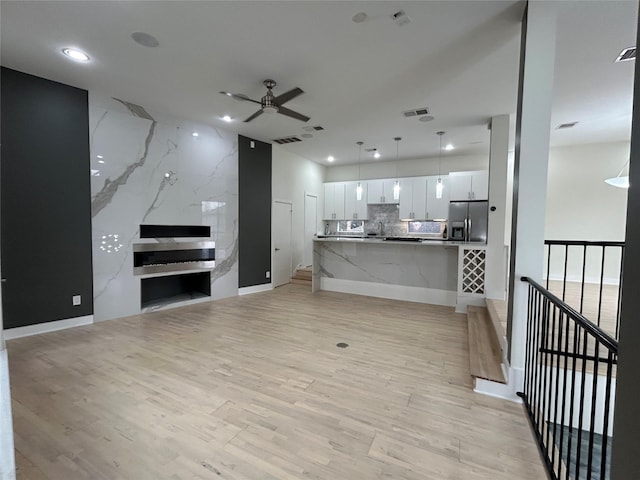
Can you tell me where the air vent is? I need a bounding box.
[302,125,324,132]
[391,10,411,27]
[615,47,636,63]
[273,136,302,144]
[364,148,377,153]
[403,107,430,117]
[556,122,578,130]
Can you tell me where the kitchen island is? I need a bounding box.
[313,237,487,311]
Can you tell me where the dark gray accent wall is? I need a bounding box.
[238,135,272,288]
[1,67,93,328]
[610,9,640,479]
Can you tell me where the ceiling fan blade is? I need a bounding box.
[274,87,304,106]
[277,106,310,123]
[219,91,261,104]
[244,109,264,122]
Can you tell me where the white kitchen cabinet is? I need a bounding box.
[399,177,427,220]
[323,182,346,220]
[367,178,399,204]
[448,171,488,201]
[426,175,449,220]
[344,181,368,220]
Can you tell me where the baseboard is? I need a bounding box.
[0,349,15,479]
[3,315,94,340]
[474,365,525,403]
[238,283,273,296]
[319,277,456,306]
[455,296,486,313]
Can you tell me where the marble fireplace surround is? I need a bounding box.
[89,93,238,321]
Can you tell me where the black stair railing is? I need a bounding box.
[519,277,618,480]
[544,240,625,340]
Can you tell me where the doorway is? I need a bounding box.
[273,200,293,288]
[303,193,318,267]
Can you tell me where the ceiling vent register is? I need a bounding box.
[273,136,302,144]
[403,107,430,117]
[615,47,636,63]
[302,125,325,132]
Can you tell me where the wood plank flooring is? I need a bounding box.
[7,284,546,480]
[467,306,506,384]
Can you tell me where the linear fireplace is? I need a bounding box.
[133,241,215,275]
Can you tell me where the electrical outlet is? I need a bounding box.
[250,141,255,148]
[72,295,81,306]
[266,271,270,279]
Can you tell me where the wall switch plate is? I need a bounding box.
[266,271,270,279]
[72,295,81,306]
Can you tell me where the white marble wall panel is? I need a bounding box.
[317,242,458,291]
[89,93,238,321]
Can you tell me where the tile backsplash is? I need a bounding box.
[325,204,433,236]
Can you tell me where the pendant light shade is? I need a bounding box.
[604,160,630,189]
[356,142,364,201]
[436,131,445,199]
[393,137,401,200]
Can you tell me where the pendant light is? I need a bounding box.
[604,160,630,189]
[393,137,401,200]
[436,131,445,199]
[356,141,364,200]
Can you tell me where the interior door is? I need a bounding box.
[273,201,293,287]
[304,193,317,267]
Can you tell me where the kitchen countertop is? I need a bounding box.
[313,236,485,246]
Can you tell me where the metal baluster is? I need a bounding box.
[597,246,606,327]
[586,341,600,480]
[600,350,614,480]
[580,244,587,314]
[562,244,569,301]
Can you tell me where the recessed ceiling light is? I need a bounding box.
[192,132,199,137]
[131,32,159,48]
[352,12,367,23]
[62,48,90,62]
[419,115,435,122]
[98,160,105,164]
[328,156,335,162]
[222,115,232,122]
[374,151,381,159]
[97,155,103,159]
[301,133,313,139]
[444,144,454,151]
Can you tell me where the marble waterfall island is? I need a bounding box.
[312,237,487,311]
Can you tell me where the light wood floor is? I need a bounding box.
[7,284,546,480]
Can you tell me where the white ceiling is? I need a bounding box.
[1,1,637,166]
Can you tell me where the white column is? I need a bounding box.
[485,114,510,301]
[507,2,557,376]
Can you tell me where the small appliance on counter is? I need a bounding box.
[448,201,488,242]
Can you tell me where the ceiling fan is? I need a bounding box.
[220,79,310,123]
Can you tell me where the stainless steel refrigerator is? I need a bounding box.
[448,201,489,242]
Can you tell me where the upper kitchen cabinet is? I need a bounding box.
[367,178,399,204]
[398,177,427,220]
[426,175,449,220]
[448,171,489,201]
[323,182,346,220]
[344,181,369,220]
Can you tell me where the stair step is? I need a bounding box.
[291,277,312,286]
[467,306,506,384]
[294,267,312,280]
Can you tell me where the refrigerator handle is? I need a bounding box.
[468,218,472,242]
[464,218,468,242]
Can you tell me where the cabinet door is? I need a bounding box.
[427,175,449,220]
[448,174,472,201]
[333,182,346,219]
[367,179,384,204]
[382,179,399,204]
[471,171,489,200]
[323,183,335,220]
[343,181,368,219]
[355,182,368,219]
[398,178,413,220]
[411,177,428,219]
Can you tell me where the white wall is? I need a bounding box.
[545,141,629,283]
[272,146,326,270]
[325,153,488,182]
